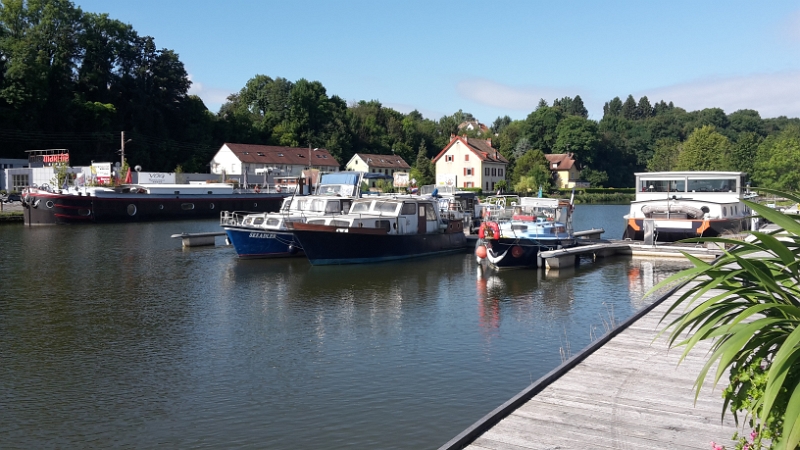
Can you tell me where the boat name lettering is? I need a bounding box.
[248,232,276,239]
[335,228,349,233]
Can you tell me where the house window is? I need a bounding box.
[12,173,29,191]
[465,154,469,161]
[463,182,473,188]
[464,168,473,176]
[446,155,454,162]
[486,181,489,190]
[484,167,489,176]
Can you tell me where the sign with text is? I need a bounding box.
[92,163,111,184]
[28,153,70,166]
[138,172,176,184]
[393,172,409,187]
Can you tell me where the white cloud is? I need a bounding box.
[642,71,800,118]
[456,72,800,120]
[187,75,235,113]
[456,78,582,111]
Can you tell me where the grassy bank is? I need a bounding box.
[572,192,634,204]
[0,212,23,223]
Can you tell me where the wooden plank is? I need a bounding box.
[440,276,750,450]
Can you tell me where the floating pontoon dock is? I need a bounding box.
[170,231,227,247]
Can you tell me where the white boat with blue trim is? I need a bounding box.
[221,172,363,258]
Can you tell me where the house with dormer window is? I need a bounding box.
[432,135,508,191]
[544,153,588,188]
[345,153,411,187]
[210,143,339,186]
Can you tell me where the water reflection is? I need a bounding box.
[626,257,691,308]
[0,216,692,449]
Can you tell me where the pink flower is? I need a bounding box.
[751,430,758,440]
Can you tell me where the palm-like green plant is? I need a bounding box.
[656,188,800,450]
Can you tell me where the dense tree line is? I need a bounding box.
[2,0,800,189]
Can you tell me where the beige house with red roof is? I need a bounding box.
[210,143,339,186]
[344,153,411,188]
[432,135,508,191]
[545,153,587,188]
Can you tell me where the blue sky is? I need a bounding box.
[74,0,800,123]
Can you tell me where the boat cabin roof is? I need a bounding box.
[634,171,746,180]
[519,197,571,208]
[116,183,234,194]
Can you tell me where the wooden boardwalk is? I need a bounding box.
[441,284,749,450]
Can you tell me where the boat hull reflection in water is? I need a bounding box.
[0,210,688,449]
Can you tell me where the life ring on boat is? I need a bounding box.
[254,185,260,193]
[478,221,500,240]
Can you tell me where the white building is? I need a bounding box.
[1,158,32,192]
[209,143,340,187]
[431,135,508,191]
[344,153,410,188]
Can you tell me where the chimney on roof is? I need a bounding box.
[450,133,456,141]
[485,138,492,147]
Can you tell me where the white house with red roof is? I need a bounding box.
[344,153,411,187]
[210,143,339,186]
[432,135,508,191]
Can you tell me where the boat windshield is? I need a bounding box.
[373,200,400,214]
[639,179,685,193]
[687,178,737,192]
[351,200,372,213]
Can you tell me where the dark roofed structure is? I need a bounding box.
[351,153,411,169]
[224,143,339,167]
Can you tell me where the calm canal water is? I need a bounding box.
[0,204,689,449]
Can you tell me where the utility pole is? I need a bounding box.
[120,131,132,168]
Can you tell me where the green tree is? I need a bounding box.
[675,125,732,171]
[491,115,512,134]
[410,139,434,186]
[730,131,762,175]
[581,168,608,187]
[728,109,765,136]
[553,115,599,166]
[621,95,637,120]
[752,127,800,190]
[288,78,331,149]
[646,138,681,172]
[524,104,563,154]
[513,137,532,159]
[511,149,551,189]
[602,96,623,118]
[637,96,653,119]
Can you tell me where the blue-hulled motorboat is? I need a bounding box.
[221,172,363,259]
[475,197,575,269]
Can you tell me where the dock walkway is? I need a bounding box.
[441,283,747,449]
